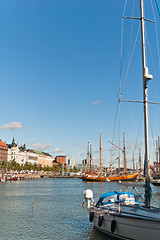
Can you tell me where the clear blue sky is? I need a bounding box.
[0,0,160,168]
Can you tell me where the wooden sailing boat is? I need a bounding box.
[83,1,160,239]
[108,132,139,181]
[82,132,107,182]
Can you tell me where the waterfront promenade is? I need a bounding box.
[0,172,82,182]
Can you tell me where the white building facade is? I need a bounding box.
[68,158,75,169]
[8,146,27,165]
[7,138,40,166]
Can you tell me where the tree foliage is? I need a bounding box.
[1,160,80,174]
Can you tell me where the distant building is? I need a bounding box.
[7,138,53,167]
[0,139,8,163]
[52,159,58,166]
[27,149,38,165]
[55,156,66,165]
[7,138,27,165]
[68,158,75,168]
[33,150,53,167]
[82,158,90,170]
[82,158,90,165]
[76,164,82,171]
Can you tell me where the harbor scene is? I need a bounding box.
[1,0,160,239]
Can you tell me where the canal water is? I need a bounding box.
[0,178,160,240]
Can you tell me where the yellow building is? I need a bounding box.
[33,150,53,167]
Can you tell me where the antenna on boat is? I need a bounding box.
[140,0,153,208]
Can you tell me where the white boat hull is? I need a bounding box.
[151,179,160,186]
[92,210,160,240]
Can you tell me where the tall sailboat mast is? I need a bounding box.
[87,141,90,172]
[90,144,92,173]
[158,136,160,172]
[123,131,127,173]
[139,147,142,172]
[140,0,153,208]
[100,131,102,175]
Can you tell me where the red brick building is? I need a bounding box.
[0,139,8,163]
[55,156,66,165]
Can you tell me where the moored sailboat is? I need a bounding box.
[82,132,107,182]
[108,132,139,181]
[108,172,138,181]
[83,0,160,239]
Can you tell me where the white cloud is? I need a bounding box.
[53,148,63,153]
[32,143,52,151]
[92,100,102,105]
[0,121,23,130]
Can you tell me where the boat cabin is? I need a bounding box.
[96,191,140,206]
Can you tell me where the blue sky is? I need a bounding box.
[0,0,160,168]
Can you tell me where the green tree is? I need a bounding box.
[73,166,79,173]
[0,160,7,172]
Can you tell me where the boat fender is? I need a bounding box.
[111,220,116,233]
[89,211,94,222]
[98,215,103,227]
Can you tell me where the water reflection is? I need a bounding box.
[83,225,113,240]
[0,179,160,240]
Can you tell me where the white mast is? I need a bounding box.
[140,0,153,208]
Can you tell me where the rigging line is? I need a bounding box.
[151,0,160,70]
[120,0,128,69]
[153,107,158,132]
[122,0,128,16]
[120,0,130,97]
[128,0,135,65]
[120,18,123,93]
[128,101,138,168]
[133,109,143,157]
[121,0,128,60]
[148,114,157,163]
[111,0,128,165]
[145,27,160,86]
[121,24,141,96]
[128,103,137,134]
[119,17,123,98]
[155,0,160,16]
[109,93,119,164]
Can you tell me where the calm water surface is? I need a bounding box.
[0,178,160,240]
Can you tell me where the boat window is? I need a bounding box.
[101,195,117,205]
